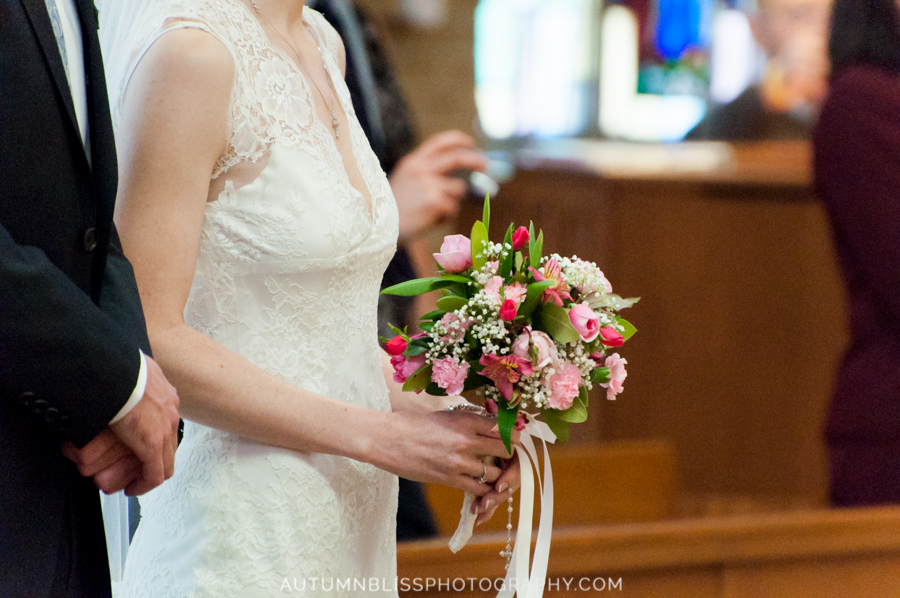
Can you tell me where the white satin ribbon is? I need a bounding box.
[449,414,557,597]
[100,490,130,583]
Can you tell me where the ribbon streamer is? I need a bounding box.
[449,414,557,597]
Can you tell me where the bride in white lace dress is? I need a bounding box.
[96,0,519,596]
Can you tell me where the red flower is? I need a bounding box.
[499,299,518,321]
[599,326,624,347]
[512,226,530,250]
[479,353,533,400]
[384,335,408,356]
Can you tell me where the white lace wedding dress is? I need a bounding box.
[116,2,400,596]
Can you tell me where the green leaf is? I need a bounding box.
[419,321,435,333]
[618,318,637,342]
[425,382,448,396]
[530,229,544,267]
[527,221,536,265]
[515,252,524,272]
[540,409,570,443]
[462,372,490,392]
[591,366,610,384]
[497,402,518,454]
[382,277,442,296]
[402,364,433,393]
[387,323,406,336]
[499,223,515,278]
[482,193,491,234]
[539,303,580,344]
[405,343,428,357]
[517,280,554,320]
[436,296,468,312]
[419,309,445,322]
[559,388,589,423]
[471,221,490,272]
[437,274,473,284]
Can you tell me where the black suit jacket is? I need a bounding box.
[1,0,150,595]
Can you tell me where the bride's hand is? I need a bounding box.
[472,451,521,526]
[373,410,514,496]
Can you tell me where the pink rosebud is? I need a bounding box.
[588,351,605,365]
[433,234,472,273]
[599,353,627,400]
[512,330,557,370]
[547,361,582,410]
[483,398,499,415]
[568,303,600,342]
[384,335,408,356]
[599,326,624,347]
[431,357,470,396]
[512,226,530,250]
[499,299,518,321]
[391,353,427,384]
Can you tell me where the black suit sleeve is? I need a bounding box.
[0,224,142,448]
[99,226,152,357]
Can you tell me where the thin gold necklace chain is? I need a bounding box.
[250,0,341,139]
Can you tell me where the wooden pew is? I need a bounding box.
[397,506,900,597]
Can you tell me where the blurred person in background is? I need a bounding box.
[308,0,488,539]
[688,0,831,140]
[814,0,900,505]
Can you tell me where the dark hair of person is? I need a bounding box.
[828,0,900,76]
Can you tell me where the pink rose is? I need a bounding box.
[547,361,582,410]
[599,353,627,400]
[431,357,470,396]
[499,299,518,321]
[384,335,408,356]
[504,282,527,305]
[512,330,557,369]
[568,303,601,342]
[484,276,504,304]
[512,226,530,250]
[599,326,624,347]
[598,270,613,294]
[391,353,427,384]
[433,234,472,273]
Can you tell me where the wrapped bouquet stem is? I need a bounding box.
[382,196,638,594]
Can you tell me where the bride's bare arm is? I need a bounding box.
[114,29,510,496]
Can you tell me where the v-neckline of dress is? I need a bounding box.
[239,1,377,226]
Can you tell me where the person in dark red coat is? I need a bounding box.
[814,0,900,505]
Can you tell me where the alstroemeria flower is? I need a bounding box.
[479,353,533,400]
[529,258,571,306]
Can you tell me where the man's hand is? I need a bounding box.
[388,130,488,242]
[62,356,180,495]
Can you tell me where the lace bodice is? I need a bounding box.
[117,2,400,596]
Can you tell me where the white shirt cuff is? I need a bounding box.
[109,350,148,425]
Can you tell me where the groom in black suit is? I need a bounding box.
[1,0,181,595]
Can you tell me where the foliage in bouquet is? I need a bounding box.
[382,197,638,451]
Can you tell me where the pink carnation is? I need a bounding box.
[439,312,471,343]
[504,282,527,305]
[484,276,504,304]
[599,353,627,400]
[547,361,582,410]
[431,357,470,396]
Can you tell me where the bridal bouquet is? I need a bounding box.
[382,196,638,452]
